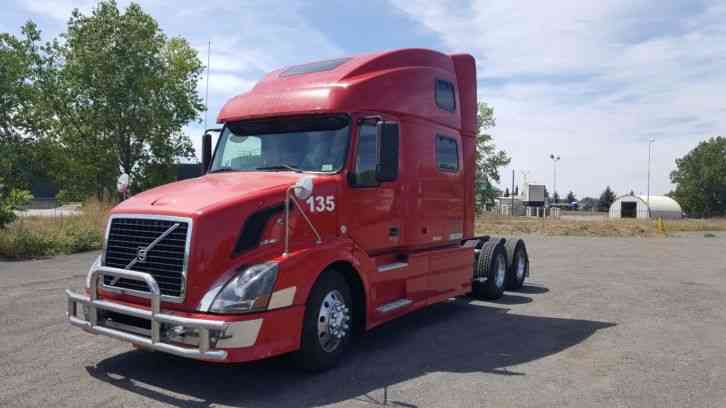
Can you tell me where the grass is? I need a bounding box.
[1,202,723,259]
[476,213,726,238]
[0,200,111,260]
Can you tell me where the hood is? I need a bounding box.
[115,172,302,215]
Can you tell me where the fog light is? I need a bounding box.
[164,324,201,345]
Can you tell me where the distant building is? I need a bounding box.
[608,195,683,219]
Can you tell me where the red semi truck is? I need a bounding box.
[65,48,530,371]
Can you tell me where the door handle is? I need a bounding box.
[389,227,400,237]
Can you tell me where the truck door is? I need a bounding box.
[343,119,402,255]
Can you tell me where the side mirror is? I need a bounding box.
[376,122,399,182]
[202,133,212,174]
[293,176,314,200]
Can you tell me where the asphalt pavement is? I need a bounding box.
[1,233,725,407]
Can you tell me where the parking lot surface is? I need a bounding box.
[1,233,725,407]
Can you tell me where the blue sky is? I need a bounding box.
[4,0,726,197]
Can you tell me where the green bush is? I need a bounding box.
[56,189,88,205]
[0,228,57,259]
[0,198,109,259]
[0,183,33,228]
[58,221,104,253]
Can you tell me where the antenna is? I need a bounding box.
[204,40,211,130]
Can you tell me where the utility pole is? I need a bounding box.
[511,169,515,216]
[647,138,655,215]
[549,154,560,205]
[204,40,211,131]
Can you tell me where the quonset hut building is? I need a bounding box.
[608,195,683,219]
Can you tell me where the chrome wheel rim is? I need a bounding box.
[495,253,506,288]
[516,253,526,280]
[317,290,350,353]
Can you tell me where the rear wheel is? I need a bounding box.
[472,238,507,300]
[294,269,353,372]
[505,238,529,290]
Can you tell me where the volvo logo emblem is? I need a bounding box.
[122,222,180,271]
[136,247,148,263]
[109,222,181,286]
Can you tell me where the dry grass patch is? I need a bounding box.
[0,200,111,260]
[476,214,726,238]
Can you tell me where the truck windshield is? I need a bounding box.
[210,115,350,173]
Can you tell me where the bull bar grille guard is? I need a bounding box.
[65,265,229,361]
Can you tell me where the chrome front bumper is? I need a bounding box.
[65,266,229,361]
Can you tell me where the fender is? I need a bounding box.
[274,237,375,315]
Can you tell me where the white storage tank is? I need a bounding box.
[609,195,683,219]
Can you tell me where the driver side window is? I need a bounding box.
[351,123,378,187]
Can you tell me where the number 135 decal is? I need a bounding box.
[305,195,336,213]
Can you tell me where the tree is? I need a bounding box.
[670,137,726,217]
[0,178,33,228]
[566,191,576,203]
[474,103,510,211]
[0,22,52,192]
[579,197,598,211]
[504,187,510,197]
[598,186,616,212]
[42,0,203,199]
[552,192,560,204]
[514,186,519,196]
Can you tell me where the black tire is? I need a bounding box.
[472,238,507,300]
[504,238,529,290]
[293,269,353,372]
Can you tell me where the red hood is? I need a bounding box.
[115,172,302,216]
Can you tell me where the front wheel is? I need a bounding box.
[294,269,353,371]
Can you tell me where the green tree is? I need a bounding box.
[0,177,33,228]
[0,22,52,192]
[670,137,726,217]
[475,103,510,211]
[42,0,203,199]
[552,191,560,204]
[598,186,616,212]
[566,191,576,203]
[579,197,598,211]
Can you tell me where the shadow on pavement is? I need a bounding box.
[515,284,550,294]
[86,294,613,407]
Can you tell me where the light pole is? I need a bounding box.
[549,154,560,204]
[647,138,655,214]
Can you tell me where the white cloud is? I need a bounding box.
[204,73,255,96]
[17,0,344,161]
[391,0,726,197]
[22,0,94,21]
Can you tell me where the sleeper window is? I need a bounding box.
[436,135,459,172]
[435,79,456,112]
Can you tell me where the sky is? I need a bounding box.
[4,0,725,197]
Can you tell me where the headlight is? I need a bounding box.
[209,262,279,314]
[86,255,102,289]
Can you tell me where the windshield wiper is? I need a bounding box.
[208,167,239,173]
[255,164,303,173]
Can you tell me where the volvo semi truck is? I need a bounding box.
[65,48,530,371]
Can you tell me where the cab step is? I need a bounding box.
[376,298,412,314]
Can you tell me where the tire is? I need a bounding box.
[472,238,507,300]
[504,238,529,290]
[294,269,353,372]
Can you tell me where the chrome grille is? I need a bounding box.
[103,216,190,299]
